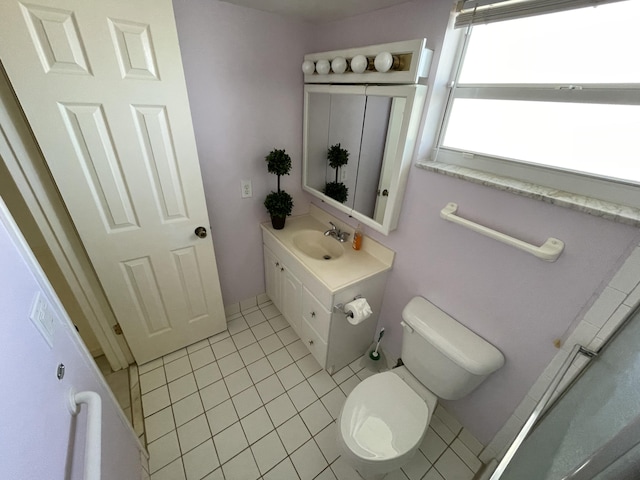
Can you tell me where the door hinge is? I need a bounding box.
[113,323,123,335]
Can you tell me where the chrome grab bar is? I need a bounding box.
[490,344,596,480]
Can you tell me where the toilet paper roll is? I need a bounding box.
[344,298,372,325]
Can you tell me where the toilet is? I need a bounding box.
[337,296,505,479]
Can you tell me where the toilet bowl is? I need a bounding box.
[337,368,437,479]
[337,296,505,479]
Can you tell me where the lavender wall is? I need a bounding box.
[172,0,310,305]
[0,199,142,479]
[308,0,640,443]
[172,0,640,444]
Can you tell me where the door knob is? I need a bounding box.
[194,226,207,238]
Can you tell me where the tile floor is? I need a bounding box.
[139,300,484,480]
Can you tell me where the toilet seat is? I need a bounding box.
[339,371,429,463]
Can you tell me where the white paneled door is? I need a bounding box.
[0,0,225,364]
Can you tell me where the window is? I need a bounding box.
[434,0,640,208]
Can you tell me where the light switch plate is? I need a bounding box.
[30,291,56,347]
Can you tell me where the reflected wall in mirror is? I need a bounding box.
[303,85,427,235]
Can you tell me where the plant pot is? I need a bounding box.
[271,215,286,230]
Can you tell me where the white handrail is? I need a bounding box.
[440,203,564,262]
[69,390,102,480]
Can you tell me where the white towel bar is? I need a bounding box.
[68,390,102,480]
[440,203,564,262]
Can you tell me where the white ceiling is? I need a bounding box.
[217,0,413,23]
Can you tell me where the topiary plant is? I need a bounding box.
[325,143,349,203]
[264,148,294,229]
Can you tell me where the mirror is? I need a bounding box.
[303,84,427,235]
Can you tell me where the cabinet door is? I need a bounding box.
[281,265,302,332]
[263,246,281,310]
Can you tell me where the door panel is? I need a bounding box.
[0,0,225,363]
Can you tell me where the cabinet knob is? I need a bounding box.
[308,339,314,345]
[311,312,316,318]
[280,267,284,272]
[275,262,279,267]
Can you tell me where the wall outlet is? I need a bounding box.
[241,179,252,198]
[340,169,348,182]
[30,291,56,347]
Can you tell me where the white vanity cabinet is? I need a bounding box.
[261,209,393,374]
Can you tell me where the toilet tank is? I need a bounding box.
[401,297,505,400]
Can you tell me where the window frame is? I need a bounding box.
[432,4,640,209]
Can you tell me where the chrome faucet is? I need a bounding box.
[324,222,350,243]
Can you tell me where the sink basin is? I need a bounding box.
[292,230,345,261]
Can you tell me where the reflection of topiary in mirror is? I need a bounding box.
[323,181,349,204]
[326,143,349,203]
[264,148,294,229]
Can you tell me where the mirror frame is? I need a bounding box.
[303,84,427,235]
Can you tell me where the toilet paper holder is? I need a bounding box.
[334,295,363,318]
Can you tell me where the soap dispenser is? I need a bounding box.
[352,224,363,251]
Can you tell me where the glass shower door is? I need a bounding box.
[496,304,640,479]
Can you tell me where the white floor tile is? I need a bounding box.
[261,303,281,320]
[140,367,168,394]
[265,393,297,427]
[268,347,295,371]
[247,357,276,383]
[401,450,431,480]
[182,438,219,480]
[211,337,237,359]
[200,378,230,411]
[214,421,249,464]
[433,449,474,480]
[227,316,250,335]
[386,469,409,480]
[277,414,311,454]
[330,456,362,480]
[139,357,163,375]
[148,431,181,473]
[257,292,270,305]
[233,329,257,350]
[206,399,239,436]
[177,414,212,454]
[142,385,171,417]
[339,376,360,396]
[451,438,482,472]
[145,406,175,443]
[251,430,288,475]
[314,422,340,464]
[288,380,318,411]
[168,374,198,403]
[239,342,265,365]
[320,387,346,420]
[290,438,328,480]
[201,468,224,480]
[423,468,445,480]
[277,326,299,345]
[268,315,289,332]
[252,321,275,340]
[277,363,305,390]
[224,368,253,396]
[221,447,261,480]
[194,362,222,389]
[240,296,258,312]
[430,415,456,444]
[189,346,215,370]
[245,309,267,327]
[164,356,193,383]
[172,392,204,427]
[218,351,244,377]
[300,400,332,436]
[308,370,337,397]
[297,354,322,378]
[255,374,285,404]
[232,386,263,418]
[420,428,447,464]
[330,366,353,385]
[316,467,338,480]
[208,329,230,345]
[240,406,274,444]
[259,334,285,355]
[286,340,310,361]
[150,458,185,480]
[263,458,299,480]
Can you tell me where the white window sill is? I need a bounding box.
[416,160,640,227]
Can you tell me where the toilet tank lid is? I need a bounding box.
[402,297,505,376]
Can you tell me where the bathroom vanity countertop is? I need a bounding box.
[261,206,395,292]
